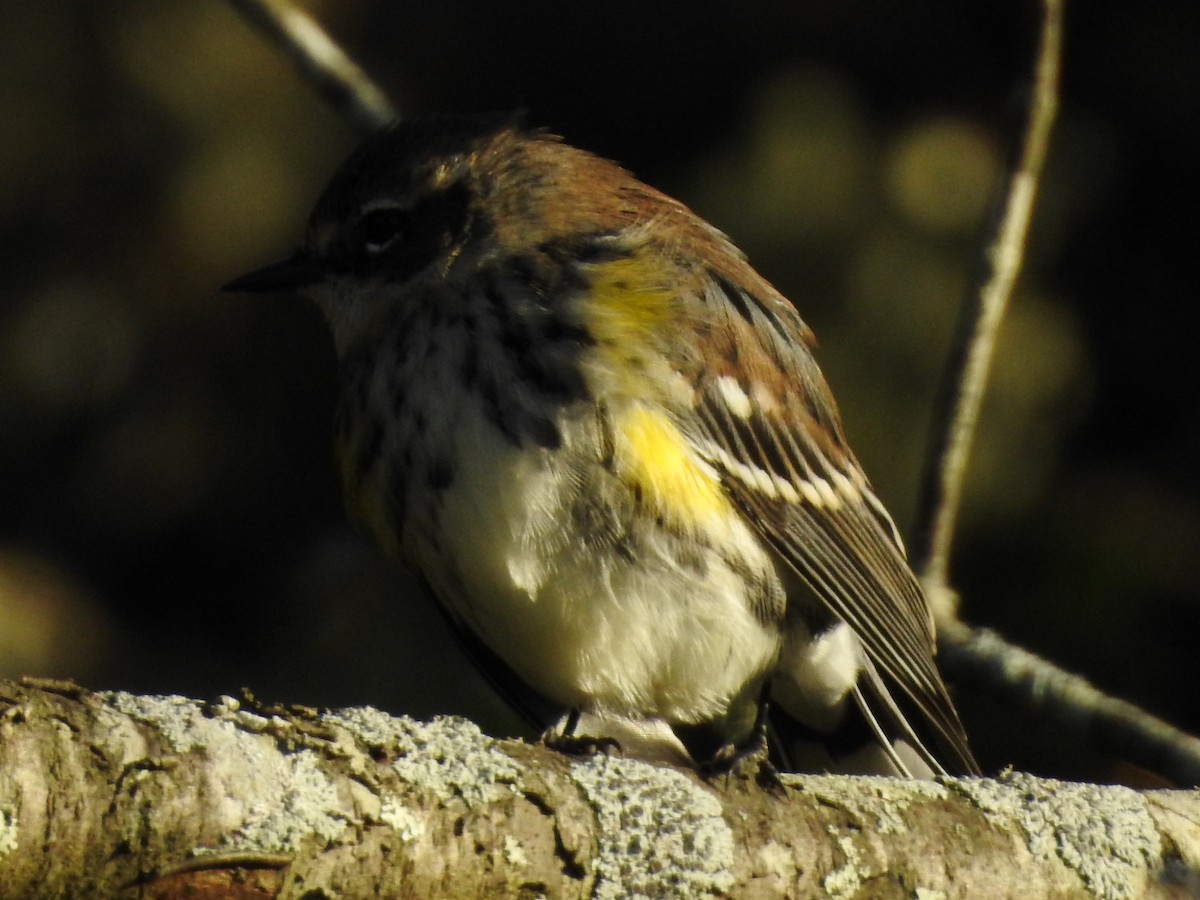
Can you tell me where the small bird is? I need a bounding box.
[225,113,978,777]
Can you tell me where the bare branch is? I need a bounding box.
[901,0,1200,789]
[3,680,1198,897]
[913,0,1064,588]
[938,620,1200,788]
[224,0,397,132]
[906,0,1200,788]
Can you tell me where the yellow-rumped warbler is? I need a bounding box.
[226,113,977,777]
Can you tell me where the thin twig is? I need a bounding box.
[939,621,1200,787]
[225,0,397,133]
[911,0,1200,785]
[913,0,1064,590]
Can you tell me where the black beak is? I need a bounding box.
[221,251,325,293]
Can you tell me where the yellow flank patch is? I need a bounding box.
[614,405,728,528]
[582,252,693,402]
[583,255,679,352]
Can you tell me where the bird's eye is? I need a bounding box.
[357,207,408,255]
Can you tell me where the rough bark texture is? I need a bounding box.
[1,679,1197,898]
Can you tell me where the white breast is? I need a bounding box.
[413,396,782,729]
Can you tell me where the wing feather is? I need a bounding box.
[679,271,978,775]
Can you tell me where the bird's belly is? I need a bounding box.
[411,406,782,727]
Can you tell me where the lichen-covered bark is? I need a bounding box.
[0,679,1197,898]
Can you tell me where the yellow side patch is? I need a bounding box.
[614,405,728,528]
[584,255,678,351]
[582,252,694,403]
[583,254,725,527]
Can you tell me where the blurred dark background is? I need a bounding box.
[1,0,1196,784]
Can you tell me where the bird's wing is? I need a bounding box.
[678,268,978,775]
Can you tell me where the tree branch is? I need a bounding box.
[938,621,1200,788]
[2,680,1197,898]
[901,0,1200,789]
[913,0,1064,588]
[224,0,396,132]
